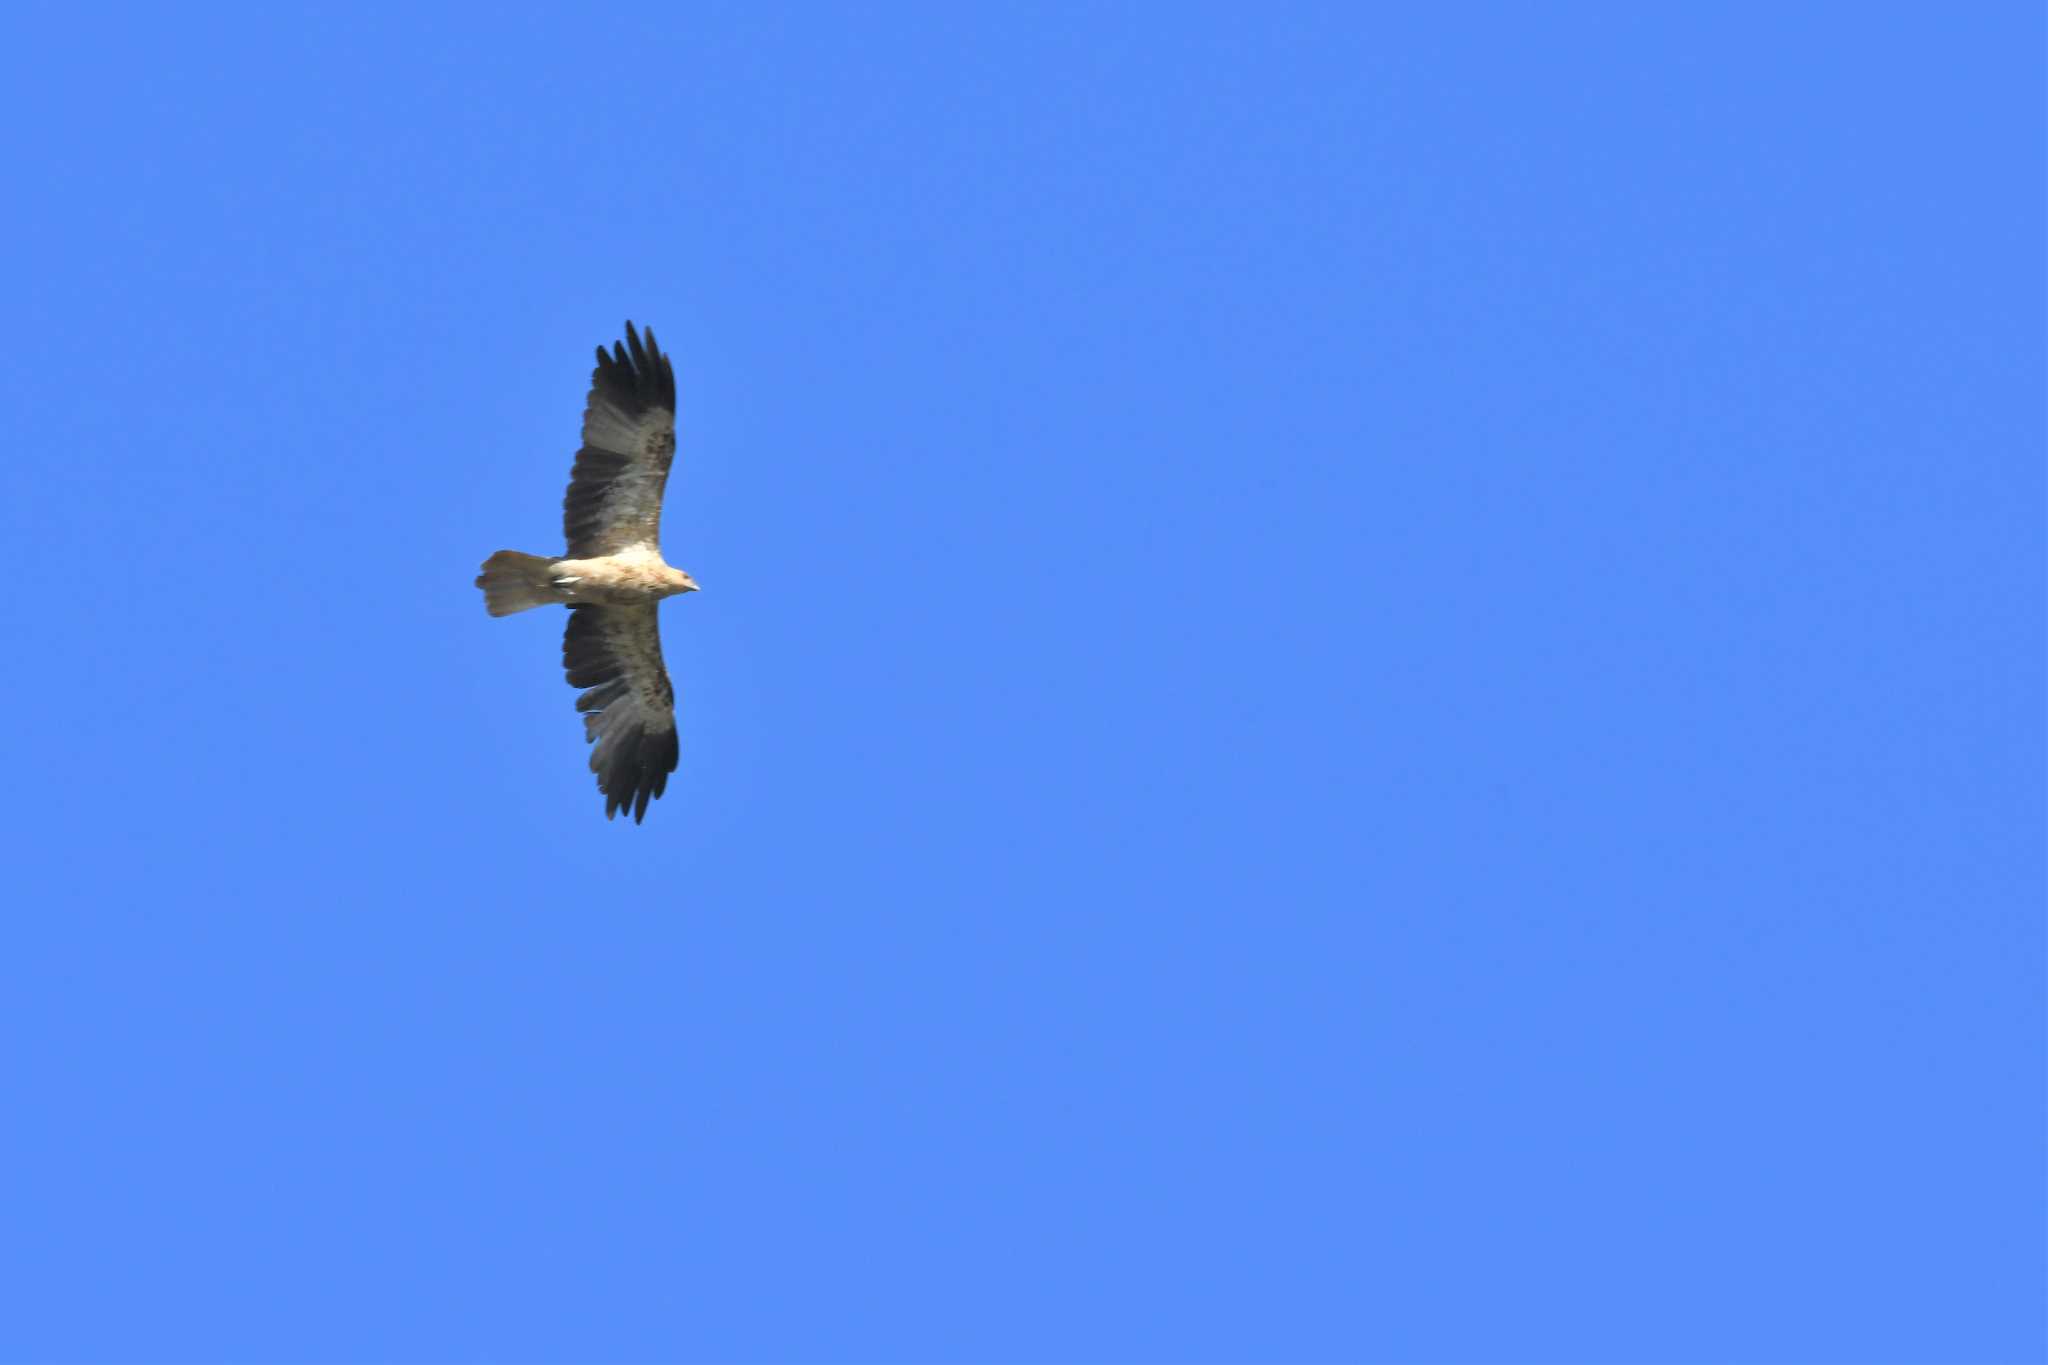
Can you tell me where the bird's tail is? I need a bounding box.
[476,550,562,616]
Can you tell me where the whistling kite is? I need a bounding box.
[475,322,697,823]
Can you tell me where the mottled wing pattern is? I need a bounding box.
[564,321,677,557]
[563,604,679,823]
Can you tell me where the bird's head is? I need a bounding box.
[674,569,701,595]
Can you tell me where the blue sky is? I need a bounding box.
[1,5,2039,1362]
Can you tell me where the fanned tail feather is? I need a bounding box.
[476,550,561,616]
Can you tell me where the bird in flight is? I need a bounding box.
[475,322,697,823]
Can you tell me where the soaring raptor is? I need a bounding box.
[475,322,697,823]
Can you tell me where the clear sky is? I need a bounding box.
[1,5,2040,1363]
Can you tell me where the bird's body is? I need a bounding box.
[483,547,696,612]
[475,322,696,823]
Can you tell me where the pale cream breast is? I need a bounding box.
[552,551,689,605]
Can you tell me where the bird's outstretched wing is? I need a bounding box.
[563,604,679,823]
[564,321,677,558]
